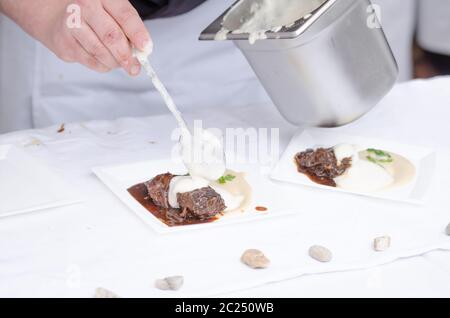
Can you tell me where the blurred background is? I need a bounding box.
[0,0,449,133]
[414,45,450,79]
[370,0,450,80]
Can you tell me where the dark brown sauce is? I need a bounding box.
[294,158,337,187]
[127,183,219,227]
[298,169,336,187]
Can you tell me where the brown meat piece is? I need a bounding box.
[144,173,174,209]
[294,148,352,187]
[177,187,226,220]
[144,174,226,224]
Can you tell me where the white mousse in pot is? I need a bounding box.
[217,0,328,44]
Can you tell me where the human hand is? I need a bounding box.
[2,0,151,75]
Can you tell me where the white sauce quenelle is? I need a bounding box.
[134,47,249,212]
[330,144,415,192]
[168,176,210,209]
[179,128,226,181]
[335,159,394,192]
[333,143,359,165]
[333,144,394,192]
[216,0,326,44]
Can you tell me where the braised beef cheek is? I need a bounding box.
[144,173,174,209]
[131,173,226,226]
[177,187,226,220]
[294,148,352,187]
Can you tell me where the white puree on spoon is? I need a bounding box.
[332,144,415,192]
[134,47,250,211]
[216,0,326,44]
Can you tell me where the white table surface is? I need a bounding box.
[1,77,449,298]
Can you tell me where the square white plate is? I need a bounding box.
[93,160,300,234]
[0,145,83,218]
[270,129,436,205]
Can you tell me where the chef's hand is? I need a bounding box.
[0,0,151,75]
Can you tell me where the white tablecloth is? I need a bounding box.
[1,77,450,298]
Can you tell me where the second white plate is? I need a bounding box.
[270,129,436,205]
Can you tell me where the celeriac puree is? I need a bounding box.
[332,144,416,192]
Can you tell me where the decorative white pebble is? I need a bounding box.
[241,249,270,269]
[94,287,119,298]
[155,276,184,291]
[374,236,391,252]
[155,279,170,290]
[308,245,332,263]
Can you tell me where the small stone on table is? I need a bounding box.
[155,276,184,291]
[94,287,119,298]
[308,245,332,263]
[374,236,391,252]
[241,249,270,269]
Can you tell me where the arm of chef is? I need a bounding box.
[0,0,151,75]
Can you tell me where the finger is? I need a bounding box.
[130,58,142,76]
[84,5,134,74]
[75,44,111,73]
[71,22,119,69]
[103,0,152,51]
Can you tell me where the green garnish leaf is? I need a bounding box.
[366,156,377,164]
[366,156,393,164]
[218,174,236,184]
[366,148,394,164]
[367,148,392,158]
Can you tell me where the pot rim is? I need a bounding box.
[199,0,345,41]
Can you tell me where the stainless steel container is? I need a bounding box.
[200,0,398,127]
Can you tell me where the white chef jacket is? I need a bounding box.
[0,0,449,133]
[0,0,269,133]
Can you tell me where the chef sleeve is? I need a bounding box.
[129,0,208,19]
